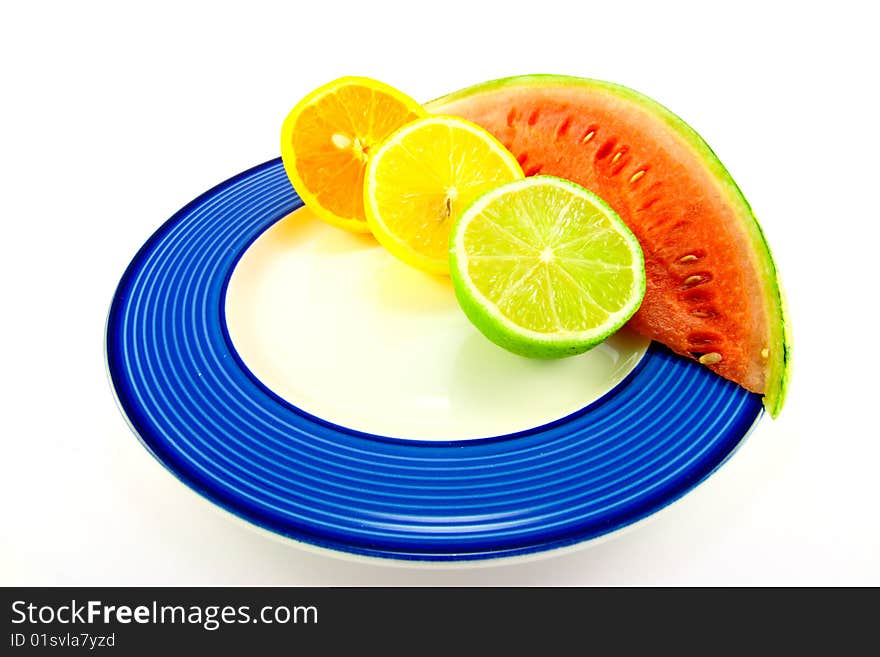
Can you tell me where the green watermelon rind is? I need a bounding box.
[449,175,646,360]
[428,75,791,417]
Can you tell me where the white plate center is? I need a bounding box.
[225,208,649,441]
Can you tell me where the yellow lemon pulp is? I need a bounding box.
[364,116,523,273]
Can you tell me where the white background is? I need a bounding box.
[2,1,878,585]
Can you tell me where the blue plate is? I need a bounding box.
[106,159,763,561]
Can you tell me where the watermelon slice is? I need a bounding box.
[427,75,790,416]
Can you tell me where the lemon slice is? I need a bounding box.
[450,176,646,358]
[280,77,426,233]
[364,115,523,274]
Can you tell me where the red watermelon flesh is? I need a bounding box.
[427,76,789,416]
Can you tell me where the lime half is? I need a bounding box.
[449,175,646,358]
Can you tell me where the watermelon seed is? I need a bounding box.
[637,196,661,211]
[581,130,596,144]
[698,352,723,365]
[527,110,540,126]
[682,274,710,288]
[691,308,716,318]
[517,152,529,167]
[556,116,573,138]
[682,289,712,303]
[612,151,623,164]
[629,170,646,184]
[678,254,699,263]
[506,108,517,127]
[596,139,617,160]
[761,348,770,359]
[524,164,543,177]
[688,331,721,346]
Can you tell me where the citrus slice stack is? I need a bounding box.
[364,116,523,274]
[280,76,426,232]
[449,176,646,357]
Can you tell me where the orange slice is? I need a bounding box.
[280,77,427,233]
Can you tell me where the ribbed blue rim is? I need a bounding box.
[106,158,763,561]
